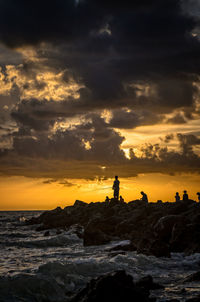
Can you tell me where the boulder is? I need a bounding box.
[74,200,88,207]
[136,275,164,290]
[83,229,111,246]
[26,198,200,256]
[170,223,200,254]
[154,215,185,242]
[185,296,200,302]
[148,240,171,258]
[69,270,156,302]
[183,271,200,283]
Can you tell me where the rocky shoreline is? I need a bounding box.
[69,270,163,302]
[27,199,200,257]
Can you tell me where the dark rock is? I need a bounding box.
[149,240,171,258]
[83,229,111,246]
[137,238,171,258]
[183,271,200,283]
[136,275,164,290]
[74,200,87,207]
[170,223,200,254]
[69,224,84,239]
[128,199,148,207]
[44,231,50,236]
[186,296,200,302]
[154,215,184,242]
[26,198,200,256]
[69,270,156,302]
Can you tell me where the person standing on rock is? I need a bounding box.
[140,191,148,203]
[175,192,180,202]
[197,192,200,202]
[183,190,189,201]
[112,176,120,200]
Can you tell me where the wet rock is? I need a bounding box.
[26,199,200,256]
[148,240,171,258]
[69,270,156,302]
[185,296,200,302]
[68,224,84,239]
[154,215,184,242]
[170,223,200,254]
[183,271,200,283]
[44,231,50,236]
[108,251,126,257]
[136,237,171,258]
[83,229,111,246]
[136,275,164,290]
[108,242,137,252]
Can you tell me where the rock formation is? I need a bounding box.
[27,199,200,257]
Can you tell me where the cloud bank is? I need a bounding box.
[0,0,200,179]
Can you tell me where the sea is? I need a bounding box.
[0,211,200,302]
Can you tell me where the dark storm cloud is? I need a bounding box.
[177,133,200,155]
[128,133,200,174]
[10,114,125,162]
[10,98,96,132]
[1,131,200,178]
[0,0,160,47]
[109,109,162,129]
[11,99,56,131]
[0,0,199,110]
[0,0,200,179]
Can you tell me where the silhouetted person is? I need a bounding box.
[119,195,124,203]
[175,192,180,202]
[113,176,120,200]
[197,192,200,202]
[105,196,110,202]
[183,190,189,201]
[140,191,148,203]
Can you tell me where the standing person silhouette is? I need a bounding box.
[197,192,200,202]
[175,192,180,202]
[112,176,120,200]
[183,190,189,201]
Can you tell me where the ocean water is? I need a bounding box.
[0,211,200,302]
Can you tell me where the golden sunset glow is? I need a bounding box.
[0,64,81,101]
[0,173,200,210]
[0,0,200,210]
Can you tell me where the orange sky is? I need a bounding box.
[0,173,199,210]
[0,3,200,211]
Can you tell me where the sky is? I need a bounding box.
[0,0,200,210]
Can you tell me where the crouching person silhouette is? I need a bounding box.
[140,191,148,203]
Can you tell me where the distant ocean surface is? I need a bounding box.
[1,211,200,302]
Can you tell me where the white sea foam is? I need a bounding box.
[1,211,200,302]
